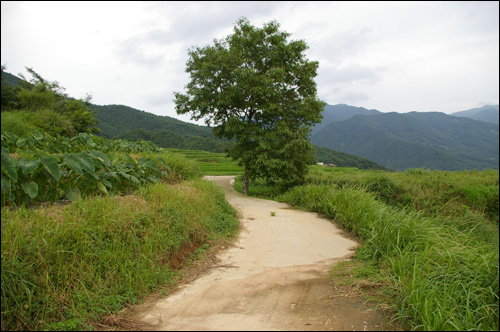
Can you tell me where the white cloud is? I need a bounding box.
[1,1,498,121]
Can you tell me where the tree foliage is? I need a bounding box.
[175,17,324,194]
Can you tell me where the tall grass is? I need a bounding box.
[1,179,239,331]
[307,166,499,223]
[280,183,499,330]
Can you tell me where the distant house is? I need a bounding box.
[317,162,336,167]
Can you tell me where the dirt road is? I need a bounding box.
[131,176,392,331]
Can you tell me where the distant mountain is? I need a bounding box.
[91,104,212,139]
[311,105,499,171]
[451,105,499,124]
[92,103,386,169]
[313,103,380,132]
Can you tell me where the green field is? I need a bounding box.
[166,148,244,175]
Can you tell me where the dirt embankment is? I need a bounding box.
[107,176,395,331]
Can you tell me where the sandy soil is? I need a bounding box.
[104,176,395,331]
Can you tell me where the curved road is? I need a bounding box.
[136,176,390,331]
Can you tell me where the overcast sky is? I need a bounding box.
[2,1,499,124]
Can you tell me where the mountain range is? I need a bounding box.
[311,104,499,171]
[92,103,498,171]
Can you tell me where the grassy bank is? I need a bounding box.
[281,184,498,330]
[1,144,239,332]
[1,133,242,330]
[236,166,499,331]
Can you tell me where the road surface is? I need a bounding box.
[127,176,392,331]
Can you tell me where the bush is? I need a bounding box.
[1,109,77,137]
[363,175,410,207]
[30,108,76,137]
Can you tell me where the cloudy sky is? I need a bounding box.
[1,1,498,124]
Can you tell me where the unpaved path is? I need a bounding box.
[130,176,392,331]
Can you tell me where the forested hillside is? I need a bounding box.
[92,103,386,169]
[2,71,24,87]
[313,146,386,170]
[311,105,499,171]
[91,104,212,139]
[90,104,231,152]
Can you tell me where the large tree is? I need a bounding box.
[175,17,325,195]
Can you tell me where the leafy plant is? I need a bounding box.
[1,131,200,206]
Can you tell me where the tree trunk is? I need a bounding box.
[243,165,249,196]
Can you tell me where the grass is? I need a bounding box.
[235,166,499,331]
[232,176,285,198]
[1,179,239,331]
[307,166,499,223]
[166,148,244,176]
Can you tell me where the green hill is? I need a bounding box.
[313,146,387,170]
[91,104,212,139]
[91,104,231,152]
[2,71,25,87]
[311,108,499,171]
